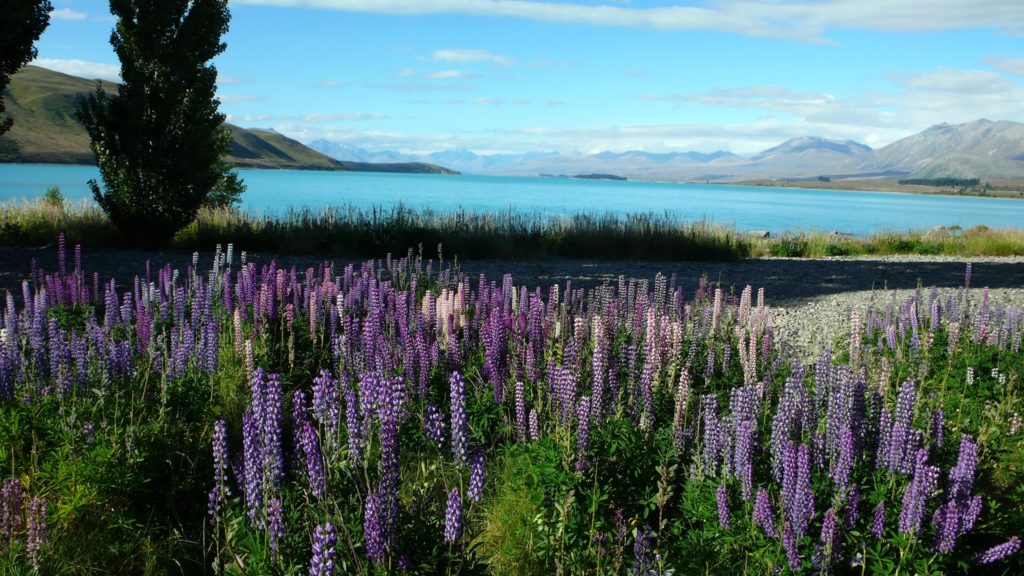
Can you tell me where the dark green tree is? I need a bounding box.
[0,1,52,135]
[78,0,241,243]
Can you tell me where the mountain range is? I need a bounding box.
[311,120,1024,181]
[0,66,456,175]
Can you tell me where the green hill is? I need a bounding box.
[0,66,456,174]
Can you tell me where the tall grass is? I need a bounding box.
[2,198,1023,259]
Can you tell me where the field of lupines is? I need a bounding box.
[0,235,1023,574]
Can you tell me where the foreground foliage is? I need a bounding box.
[0,237,1022,575]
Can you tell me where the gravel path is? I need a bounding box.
[2,246,1022,356]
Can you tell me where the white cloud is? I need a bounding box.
[433,49,515,67]
[397,68,417,77]
[984,56,1024,77]
[313,79,346,88]
[428,70,478,79]
[30,58,120,82]
[52,8,87,20]
[230,112,386,123]
[232,0,1024,41]
[637,67,1024,150]
[217,76,246,86]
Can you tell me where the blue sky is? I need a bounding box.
[31,1,1024,155]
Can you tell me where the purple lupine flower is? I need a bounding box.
[962,495,983,535]
[817,508,838,568]
[267,496,284,555]
[977,536,1021,565]
[791,443,814,538]
[899,448,939,535]
[1,478,24,538]
[423,403,447,449]
[949,434,978,504]
[241,409,263,522]
[871,501,886,539]
[450,371,468,466]
[469,450,485,502]
[444,487,463,543]
[845,484,861,529]
[716,484,731,528]
[782,525,801,573]
[639,360,655,431]
[889,380,917,474]
[312,369,340,432]
[364,490,385,563]
[27,496,47,570]
[753,488,776,538]
[931,408,944,448]
[933,502,960,554]
[303,422,327,499]
[576,396,591,473]
[529,408,539,441]
[514,381,527,442]
[733,419,755,501]
[832,426,855,497]
[633,525,653,575]
[310,522,337,576]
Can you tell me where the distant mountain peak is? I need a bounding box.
[756,136,873,158]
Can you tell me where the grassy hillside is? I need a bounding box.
[0,66,456,174]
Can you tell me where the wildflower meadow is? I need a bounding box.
[0,237,1022,574]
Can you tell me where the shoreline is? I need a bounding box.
[723,177,1024,200]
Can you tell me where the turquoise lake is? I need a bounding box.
[2,163,1023,236]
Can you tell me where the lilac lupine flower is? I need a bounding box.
[701,394,721,476]
[303,422,327,499]
[514,382,527,442]
[753,488,776,538]
[343,382,363,465]
[782,525,801,573]
[639,361,655,431]
[716,484,731,528]
[209,420,229,525]
[293,390,310,464]
[444,487,463,543]
[310,522,337,576]
[890,380,917,474]
[423,403,447,449]
[576,396,592,473]
[450,371,468,466]
[871,501,886,539]
[364,490,385,563]
[529,408,539,441]
[27,496,47,570]
[469,451,485,502]
[267,496,284,555]
[977,536,1021,565]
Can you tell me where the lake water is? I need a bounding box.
[2,163,1023,236]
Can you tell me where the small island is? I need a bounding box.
[573,173,627,181]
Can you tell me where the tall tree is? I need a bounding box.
[78,0,240,244]
[0,1,52,135]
